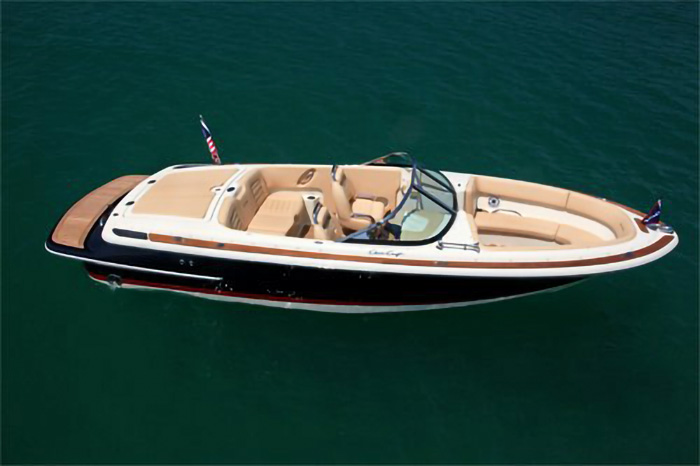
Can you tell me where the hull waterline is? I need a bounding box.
[83,262,586,313]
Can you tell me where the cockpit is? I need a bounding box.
[211,153,457,244]
[337,153,457,243]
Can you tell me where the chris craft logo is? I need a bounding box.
[369,249,404,257]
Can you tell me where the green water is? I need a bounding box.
[3,2,698,463]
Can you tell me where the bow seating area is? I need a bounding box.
[464,175,637,249]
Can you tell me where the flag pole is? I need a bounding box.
[199,115,222,165]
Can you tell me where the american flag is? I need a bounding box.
[642,199,662,225]
[199,115,221,165]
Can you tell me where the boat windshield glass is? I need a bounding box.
[339,153,457,243]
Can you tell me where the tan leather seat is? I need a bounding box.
[247,191,308,237]
[218,172,309,237]
[465,175,570,215]
[554,224,602,245]
[218,172,270,230]
[476,212,604,246]
[475,212,559,242]
[331,166,387,230]
[352,198,385,224]
[565,192,635,242]
[465,175,636,244]
[311,204,340,240]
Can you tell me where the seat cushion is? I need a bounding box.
[476,212,606,246]
[554,224,603,246]
[247,191,307,236]
[247,214,298,236]
[475,212,559,241]
[352,198,385,223]
[565,192,635,241]
[256,191,304,217]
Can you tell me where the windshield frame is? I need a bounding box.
[338,152,458,245]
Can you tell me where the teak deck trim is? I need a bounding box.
[634,218,649,233]
[148,233,674,270]
[52,175,148,249]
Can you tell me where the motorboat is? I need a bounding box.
[46,153,678,313]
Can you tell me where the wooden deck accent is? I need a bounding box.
[635,217,649,233]
[52,175,148,249]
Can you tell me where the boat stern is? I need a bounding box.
[46,175,148,256]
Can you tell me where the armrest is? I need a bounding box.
[351,212,376,223]
[355,193,378,201]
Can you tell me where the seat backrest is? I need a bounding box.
[464,174,636,245]
[312,205,339,240]
[470,176,570,211]
[565,192,635,241]
[218,196,241,229]
[330,167,355,222]
[464,176,477,215]
[218,171,270,230]
[475,211,560,241]
[248,173,268,207]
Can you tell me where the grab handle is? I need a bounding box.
[436,241,480,253]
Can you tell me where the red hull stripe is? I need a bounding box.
[88,272,416,306]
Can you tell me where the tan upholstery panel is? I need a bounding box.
[217,196,235,226]
[566,192,635,241]
[341,166,402,211]
[133,168,238,218]
[249,175,268,206]
[259,165,334,209]
[353,198,386,223]
[475,212,559,242]
[218,170,271,230]
[554,224,603,246]
[236,186,261,230]
[464,176,477,215]
[255,191,304,217]
[331,166,397,231]
[465,175,637,247]
[247,191,308,237]
[331,168,362,229]
[473,176,570,211]
[465,213,480,243]
[247,215,297,236]
[312,206,337,240]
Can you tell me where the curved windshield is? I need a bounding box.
[339,153,457,243]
